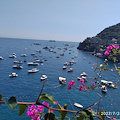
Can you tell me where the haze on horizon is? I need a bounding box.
[0,0,120,42]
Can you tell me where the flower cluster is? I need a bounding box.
[27,101,57,120]
[68,80,75,90]
[104,44,119,56]
[68,79,96,92]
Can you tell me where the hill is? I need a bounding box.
[77,23,120,52]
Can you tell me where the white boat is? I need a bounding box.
[27,62,39,66]
[35,60,44,63]
[101,85,107,93]
[9,73,18,77]
[63,66,67,69]
[14,61,23,64]
[41,75,47,80]
[0,56,4,60]
[21,54,27,57]
[13,65,23,69]
[80,72,87,76]
[28,68,39,73]
[68,68,73,72]
[59,77,66,84]
[74,103,83,108]
[101,80,117,88]
[9,55,17,58]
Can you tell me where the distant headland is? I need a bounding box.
[77,23,120,61]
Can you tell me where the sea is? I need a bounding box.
[0,37,120,120]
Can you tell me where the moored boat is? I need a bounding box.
[9,73,18,77]
[101,85,107,93]
[0,56,4,60]
[101,80,117,88]
[28,68,39,73]
[13,65,23,69]
[14,61,23,64]
[27,62,39,66]
[63,66,67,69]
[80,72,87,76]
[67,68,73,72]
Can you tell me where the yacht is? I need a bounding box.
[13,65,23,69]
[28,68,39,73]
[14,61,23,64]
[0,56,4,60]
[9,73,18,77]
[101,85,107,93]
[21,54,27,57]
[27,62,39,66]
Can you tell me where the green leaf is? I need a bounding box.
[76,112,86,120]
[0,94,3,105]
[82,109,93,120]
[117,67,120,71]
[6,96,17,110]
[39,93,55,104]
[44,113,56,120]
[58,104,68,120]
[19,102,28,116]
[99,110,106,120]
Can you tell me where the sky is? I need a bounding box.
[0,0,120,42]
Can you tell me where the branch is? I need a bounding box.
[36,80,46,104]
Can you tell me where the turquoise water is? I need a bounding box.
[0,38,120,120]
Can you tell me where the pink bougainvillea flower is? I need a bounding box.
[79,85,83,91]
[85,87,88,90]
[68,80,75,86]
[68,85,71,90]
[82,82,85,86]
[31,104,36,110]
[80,79,84,83]
[111,44,115,48]
[37,105,44,113]
[55,101,58,104]
[32,116,41,120]
[107,46,112,51]
[115,45,119,49]
[104,51,109,55]
[42,102,49,107]
[92,82,96,86]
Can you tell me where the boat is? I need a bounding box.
[9,73,18,77]
[101,85,107,93]
[63,66,67,69]
[28,68,39,73]
[80,72,87,76]
[21,54,27,57]
[9,54,17,58]
[41,75,47,80]
[0,56,4,60]
[101,80,117,88]
[67,68,73,72]
[35,60,44,63]
[59,77,66,84]
[27,62,39,66]
[13,61,23,64]
[74,103,83,108]
[13,65,23,69]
